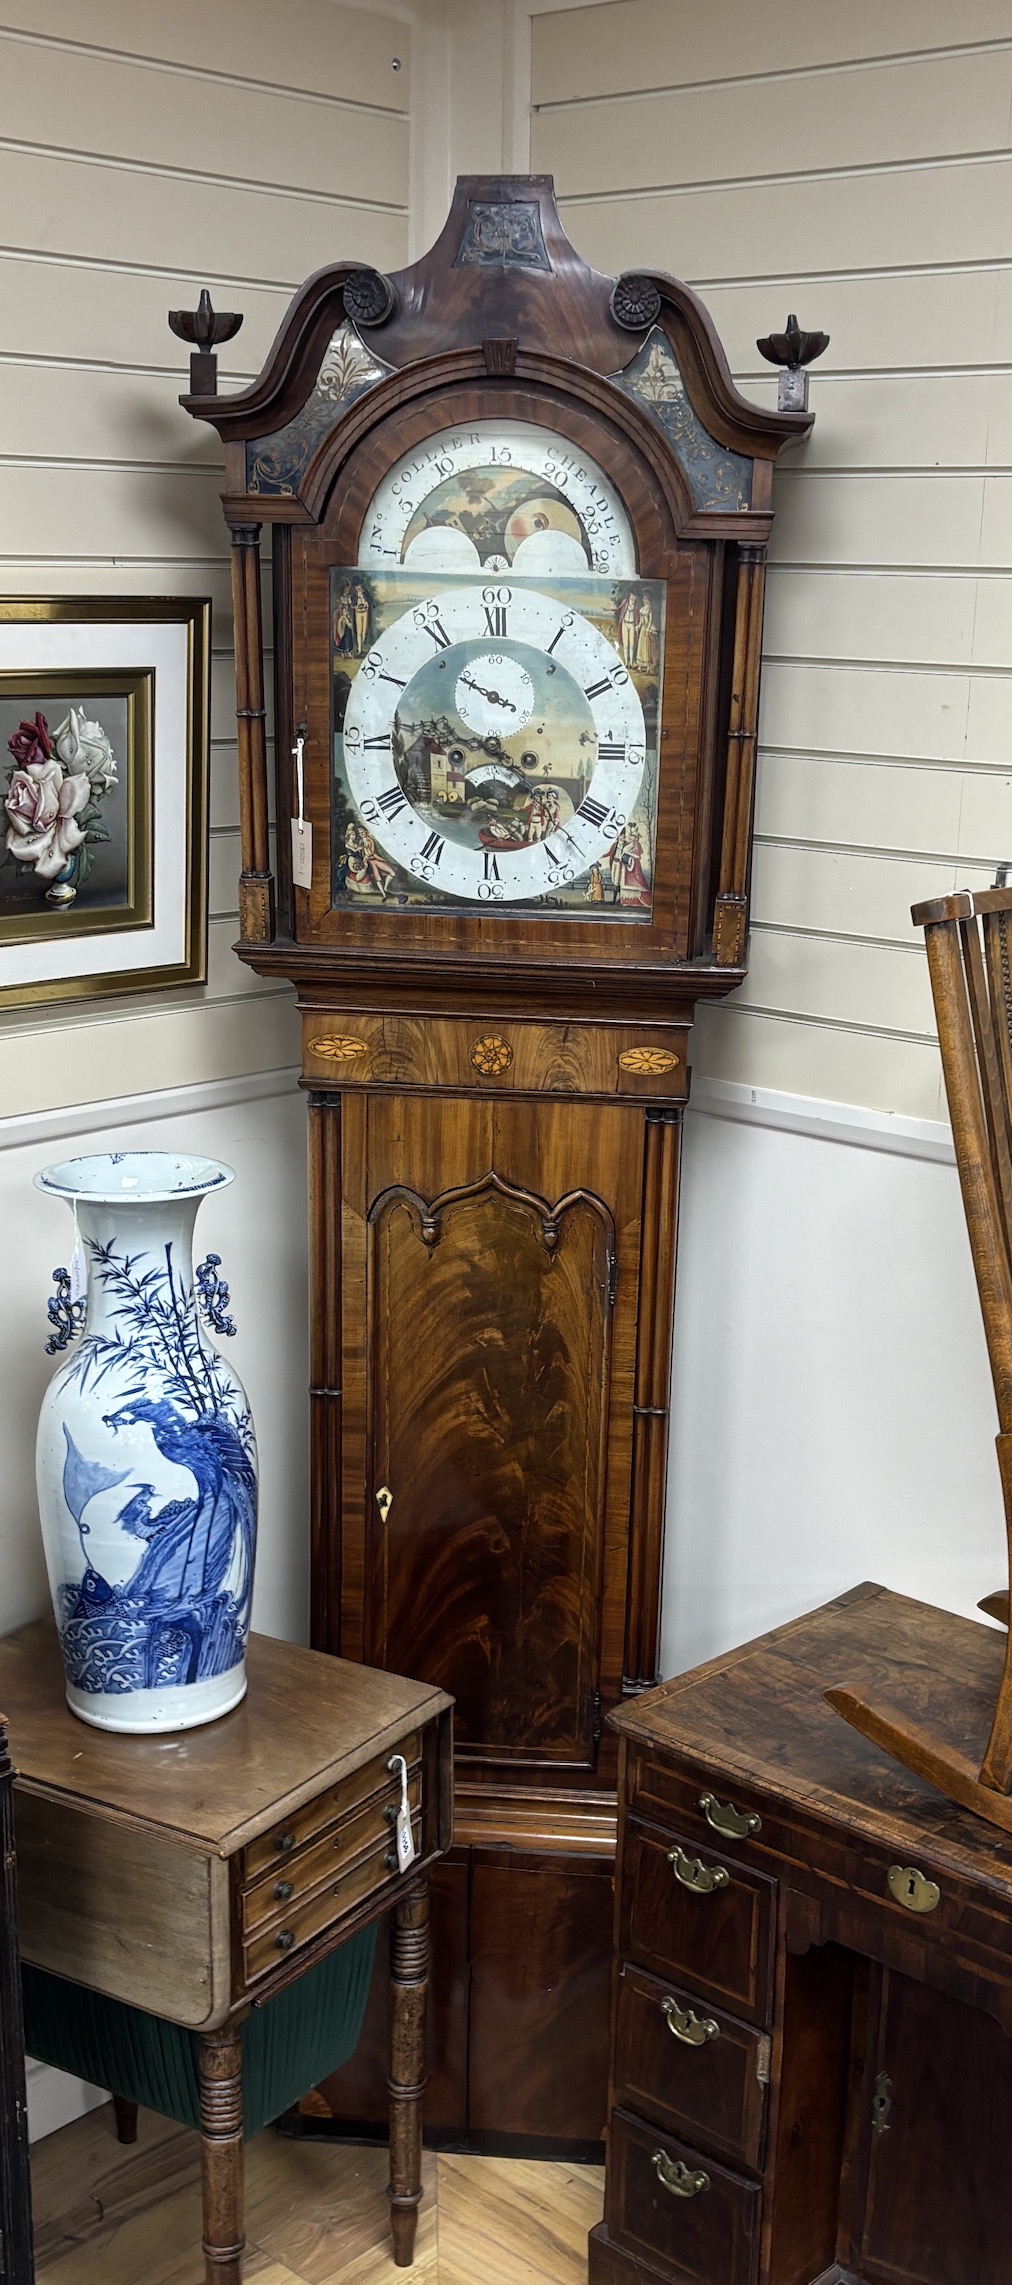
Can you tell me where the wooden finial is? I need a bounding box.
[756,313,830,412]
[168,287,244,396]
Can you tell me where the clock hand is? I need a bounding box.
[460,673,516,711]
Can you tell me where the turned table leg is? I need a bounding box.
[388,1876,429,2266]
[198,2022,246,2285]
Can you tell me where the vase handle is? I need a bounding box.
[44,1266,85,1354]
[196,1253,237,1336]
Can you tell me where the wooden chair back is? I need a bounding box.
[912,878,1012,1791]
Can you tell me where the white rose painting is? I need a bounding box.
[2,701,121,910]
[0,678,144,940]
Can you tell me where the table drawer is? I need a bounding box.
[614,1962,769,2172]
[621,1819,776,2027]
[605,2107,761,2285]
[241,1765,422,1937]
[244,1735,420,1879]
[242,1806,422,1985]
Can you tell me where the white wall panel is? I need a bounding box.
[0,0,411,110]
[663,1105,1003,1673]
[557,162,1012,293]
[532,1,1012,105]
[535,51,1012,199]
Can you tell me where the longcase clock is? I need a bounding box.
[178,176,814,2147]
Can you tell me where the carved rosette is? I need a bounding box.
[343,267,398,327]
[610,273,663,332]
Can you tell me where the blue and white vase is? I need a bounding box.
[34,1151,258,1733]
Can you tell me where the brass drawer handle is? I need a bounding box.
[668,1844,729,1896]
[275,1929,295,1952]
[887,1864,940,1915]
[662,1997,719,2048]
[274,1832,295,1855]
[699,1791,761,1840]
[652,2152,710,2199]
[273,1880,294,1902]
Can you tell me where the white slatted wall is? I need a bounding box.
[0,0,410,1118]
[531,0,1012,1119]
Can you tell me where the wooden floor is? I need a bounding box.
[30,2102,604,2285]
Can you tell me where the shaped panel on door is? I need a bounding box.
[366,1170,614,1764]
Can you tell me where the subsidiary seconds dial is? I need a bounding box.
[455,652,534,736]
[341,583,648,907]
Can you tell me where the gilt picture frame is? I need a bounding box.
[0,598,209,1009]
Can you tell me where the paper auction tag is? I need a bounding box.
[388,1753,416,1872]
[291,817,313,888]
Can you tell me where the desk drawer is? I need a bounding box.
[241,1766,422,1937]
[614,1962,768,2172]
[242,1807,422,1985]
[630,1753,767,1860]
[605,2107,760,2285]
[244,1734,420,1879]
[621,1820,776,2028]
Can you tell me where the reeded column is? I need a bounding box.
[623,1108,682,1694]
[228,521,274,944]
[714,541,767,967]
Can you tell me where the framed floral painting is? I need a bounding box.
[0,598,209,1007]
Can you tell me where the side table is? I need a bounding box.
[0,1621,452,2281]
[591,1583,1012,2285]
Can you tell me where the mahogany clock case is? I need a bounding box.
[181,174,812,2146]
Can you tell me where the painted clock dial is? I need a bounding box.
[357,418,637,579]
[331,570,664,918]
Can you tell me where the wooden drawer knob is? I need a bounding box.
[667,1844,730,1896]
[274,1832,295,1854]
[275,1929,295,1952]
[652,2152,710,2199]
[273,1880,294,1902]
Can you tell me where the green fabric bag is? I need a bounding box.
[22,1921,376,2141]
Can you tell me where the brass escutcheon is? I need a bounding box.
[699,1790,761,1840]
[652,2152,710,2199]
[667,1843,730,1896]
[661,1997,719,2048]
[887,1864,941,1915]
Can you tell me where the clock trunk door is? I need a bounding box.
[332,1088,646,1771]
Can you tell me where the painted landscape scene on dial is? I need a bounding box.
[330,568,663,918]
